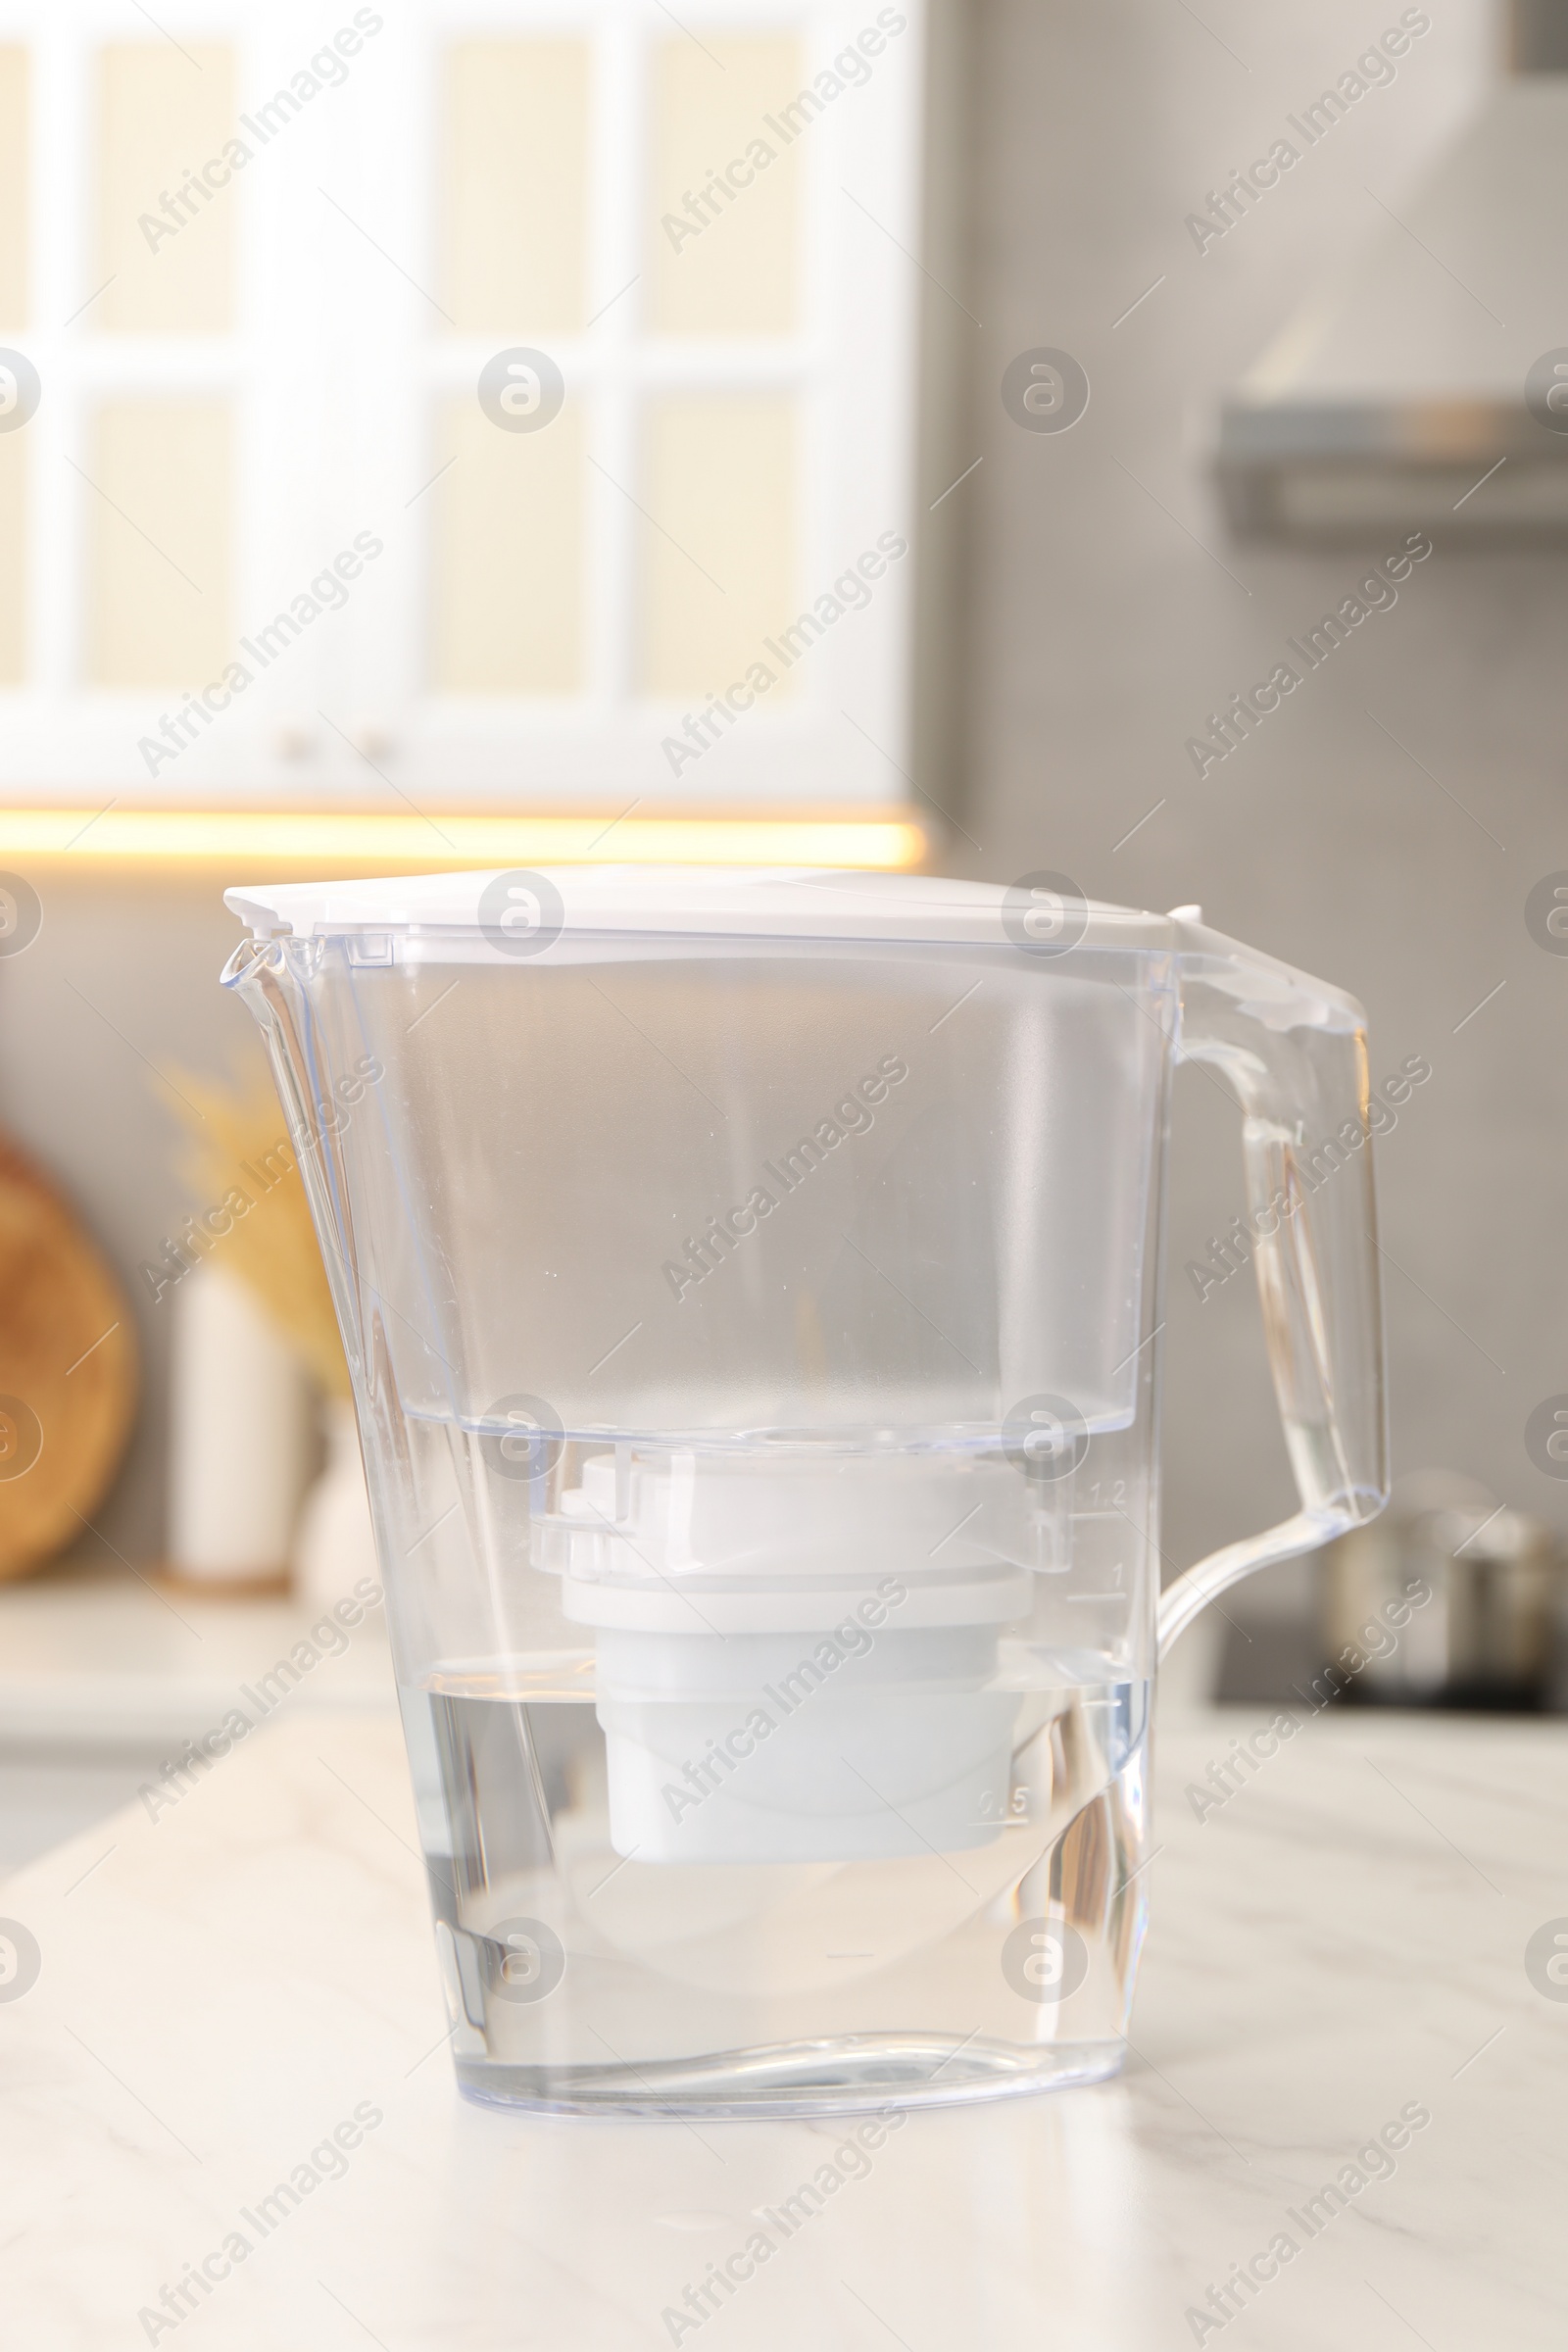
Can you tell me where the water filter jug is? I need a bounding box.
[222,867,1386,2115]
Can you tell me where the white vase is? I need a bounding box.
[168,1260,313,1586]
[292,1396,379,1613]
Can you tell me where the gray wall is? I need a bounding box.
[6,0,1560,1616]
[954,0,1553,1605]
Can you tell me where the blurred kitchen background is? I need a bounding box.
[3,0,1568,1863]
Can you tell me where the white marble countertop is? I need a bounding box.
[2,1698,1563,2349]
[0,1557,394,1746]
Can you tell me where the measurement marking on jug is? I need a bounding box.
[1114,1502,1171,1580]
[587,1321,643,1377]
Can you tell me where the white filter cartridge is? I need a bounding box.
[543,1452,1038,1863]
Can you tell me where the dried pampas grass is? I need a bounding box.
[166,1071,350,1398]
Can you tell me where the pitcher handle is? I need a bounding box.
[1155,911,1390,1659]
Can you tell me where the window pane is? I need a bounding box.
[431,398,584,695]
[0,49,25,328]
[87,401,230,688]
[649,38,801,336]
[0,434,23,683]
[442,41,589,333]
[639,396,796,698]
[98,44,235,335]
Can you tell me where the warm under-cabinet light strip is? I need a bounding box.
[0,809,928,870]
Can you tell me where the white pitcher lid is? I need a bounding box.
[224,864,1172,951]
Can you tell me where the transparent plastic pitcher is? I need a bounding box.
[221,867,1386,2116]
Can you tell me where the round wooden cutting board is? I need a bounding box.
[0,1135,138,1580]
